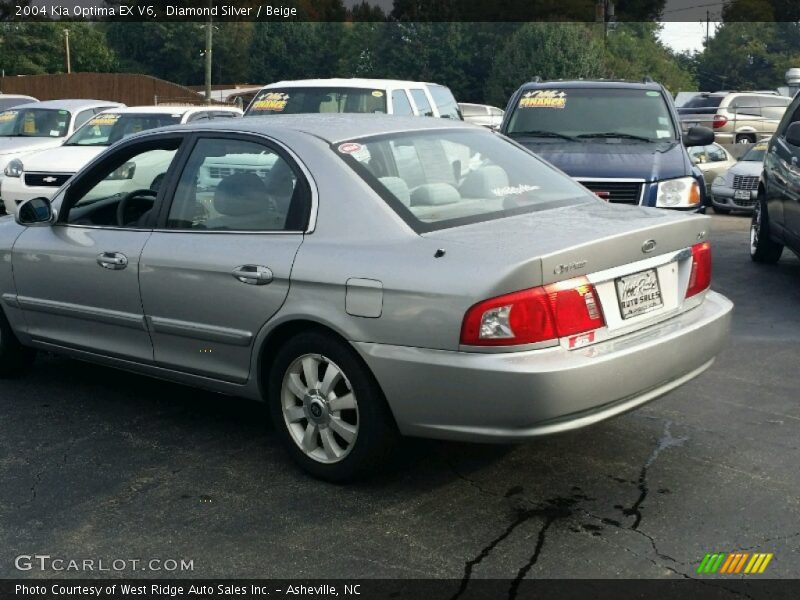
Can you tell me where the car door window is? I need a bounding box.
[166,137,310,232]
[62,138,181,228]
[391,90,414,116]
[410,89,434,117]
[733,96,761,117]
[706,145,727,162]
[73,109,96,130]
[427,85,461,120]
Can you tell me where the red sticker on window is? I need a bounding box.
[338,142,362,154]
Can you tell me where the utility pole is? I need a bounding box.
[705,11,710,48]
[595,0,615,45]
[63,29,71,74]
[204,0,213,104]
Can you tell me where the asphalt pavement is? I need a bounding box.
[1,214,798,585]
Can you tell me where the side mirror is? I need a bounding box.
[785,122,800,147]
[684,126,715,147]
[15,197,54,227]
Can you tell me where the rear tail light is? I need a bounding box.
[712,114,728,129]
[460,276,605,347]
[686,241,712,298]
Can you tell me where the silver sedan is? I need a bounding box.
[0,115,732,481]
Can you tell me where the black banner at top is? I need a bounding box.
[2,0,798,22]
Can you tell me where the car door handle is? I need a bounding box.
[96,252,128,270]
[232,265,273,285]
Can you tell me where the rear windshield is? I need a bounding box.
[505,87,677,141]
[0,108,71,138]
[335,129,592,232]
[681,96,725,110]
[64,112,183,146]
[246,87,387,116]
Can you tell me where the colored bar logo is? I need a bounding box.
[697,552,773,574]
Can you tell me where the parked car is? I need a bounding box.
[245,78,462,120]
[500,79,714,211]
[1,105,242,214]
[709,141,768,214]
[0,94,38,111]
[0,99,123,211]
[678,92,793,144]
[0,115,732,481]
[459,103,504,129]
[687,143,737,191]
[750,93,800,262]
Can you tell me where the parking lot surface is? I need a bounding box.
[1,214,799,583]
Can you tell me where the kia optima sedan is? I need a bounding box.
[0,115,732,481]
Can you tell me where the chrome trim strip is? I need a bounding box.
[574,177,647,183]
[585,247,691,285]
[1,293,19,309]
[15,296,146,329]
[147,316,253,346]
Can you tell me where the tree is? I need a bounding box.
[485,23,605,106]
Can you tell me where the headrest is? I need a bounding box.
[379,176,411,206]
[214,173,269,217]
[459,165,510,198]
[411,183,461,206]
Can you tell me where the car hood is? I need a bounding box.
[424,199,708,292]
[512,139,689,182]
[0,137,65,157]
[18,145,105,173]
[725,160,764,178]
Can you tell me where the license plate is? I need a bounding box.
[615,269,663,319]
[734,189,750,200]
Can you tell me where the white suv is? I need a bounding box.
[1,105,242,214]
[245,78,462,120]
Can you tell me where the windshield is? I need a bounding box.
[246,87,387,116]
[335,129,592,232]
[0,108,71,138]
[506,88,677,142]
[742,143,768,162]
[65,112,183,146]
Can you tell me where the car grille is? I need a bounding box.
[580,181,642,204]
[207,166,268,179]
[24,173,72,187]
[733,175,759,191]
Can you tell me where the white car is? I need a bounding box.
[245,78,462,120]
[0,99,122,190]
[0,94,38,111]
[459,103,504,129]
[1,105,242,214]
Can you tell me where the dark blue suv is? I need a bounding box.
[500,79,714,211]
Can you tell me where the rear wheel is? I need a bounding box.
[736,134,756,144]
[750,194,783,263]
[0,309,36,378]
[268,331,398,482]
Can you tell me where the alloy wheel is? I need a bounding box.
[750,201,761,255]
[281,353,359,464]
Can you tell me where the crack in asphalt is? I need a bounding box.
[507,514,558,600]
[619,421,687,529]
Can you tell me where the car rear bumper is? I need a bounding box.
[355,290,732,442]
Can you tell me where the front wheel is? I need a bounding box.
[750,195,783,263]
[268,331,398,482]
[0,309,36,378]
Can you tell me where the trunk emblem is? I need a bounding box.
[642,239,657,254]
[43,176,57,183]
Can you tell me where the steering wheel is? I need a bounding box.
[116,189,157,227]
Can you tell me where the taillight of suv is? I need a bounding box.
[712,115,728,129]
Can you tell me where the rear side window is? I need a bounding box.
[391,90,414,116]
[428,85,461,120]
[683,96,724,110]
[731,96,762,117]
[410,89,434,117]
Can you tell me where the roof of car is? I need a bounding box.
[11,99,123,111]
[259,78,438,89]
[520,79,662,90]
[158,113,476,144]
[97,105,241,115]
[0,94,37,100]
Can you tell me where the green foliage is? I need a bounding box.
[485,23,605,106]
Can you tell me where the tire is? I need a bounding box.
[736,134,755,144]
[0,308,36,378]
[712,204,731,215]
[750,194,783,263]
[268,331,398,482]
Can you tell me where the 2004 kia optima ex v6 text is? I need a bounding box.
[0,115,732,481]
